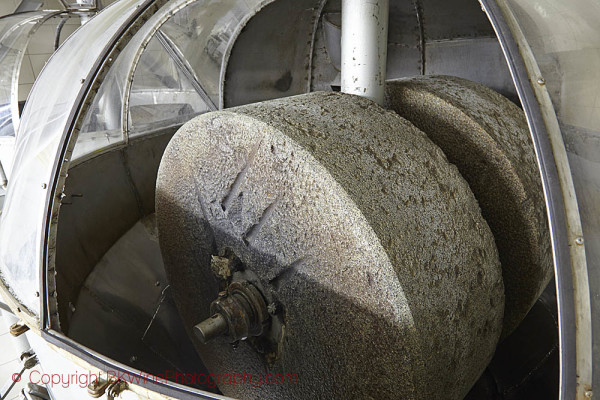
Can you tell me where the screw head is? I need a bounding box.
[41,183,47,189]
[576,236,585,246]
[537,77,546,85]
[585,390,593,398]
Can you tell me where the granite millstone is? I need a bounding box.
[385,76,553,337]
[156,92,504,399]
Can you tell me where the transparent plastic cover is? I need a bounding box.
[505,0,600,389]
[0,12,54,138]
[0,0,145,315]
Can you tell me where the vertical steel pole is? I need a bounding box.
[341,0,389,105]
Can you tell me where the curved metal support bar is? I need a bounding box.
[0,159,7,189]
[479,0,593,398]
[53,16,68,51]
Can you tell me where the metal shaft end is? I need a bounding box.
[194,313,228,344]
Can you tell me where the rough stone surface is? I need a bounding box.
[385,76,553,337]
[156,92,504,399]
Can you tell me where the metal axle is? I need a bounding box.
[341,0,389,105]
[194,281,269,344]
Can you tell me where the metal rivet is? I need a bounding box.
[41,183,47,189]
[35,292,39,297]
[537,77,545,85]
[155,281,160,287]
[80,78,85,84]
[575,236,584,246]
[585,390,593,398]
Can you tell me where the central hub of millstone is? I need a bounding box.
[194,280,270,344]
[156,92,505,400]
[192,251,285,359]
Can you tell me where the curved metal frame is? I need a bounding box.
[480,0,593,398]
[42,0,172,327]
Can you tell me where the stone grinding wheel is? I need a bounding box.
[156,92,504,400]
[385,76,553,337]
